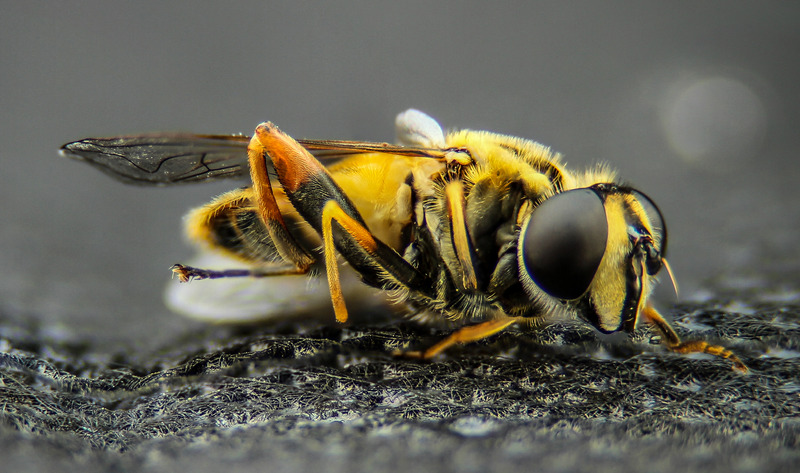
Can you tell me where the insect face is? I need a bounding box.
[519,184,668,334]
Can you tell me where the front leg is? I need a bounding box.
[640,304,748,372]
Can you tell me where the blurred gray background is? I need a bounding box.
[1,1,798,352]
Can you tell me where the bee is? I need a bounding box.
[61,109,746,371]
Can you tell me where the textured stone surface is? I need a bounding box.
[2,271,798,472]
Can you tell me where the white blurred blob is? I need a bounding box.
[660,75,766,168]
[166,251,385,323]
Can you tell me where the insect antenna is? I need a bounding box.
[662,258,679,298]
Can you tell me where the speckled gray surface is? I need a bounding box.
[2,2,799,472]
[2,264,799,472]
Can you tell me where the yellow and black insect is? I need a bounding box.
[61,109,746,371]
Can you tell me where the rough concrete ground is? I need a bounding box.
[2,265,798,473]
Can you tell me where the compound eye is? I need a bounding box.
[521,189,608,300]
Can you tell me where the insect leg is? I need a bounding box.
[253,123,432,323]
[171,263,306,282]
[444,180,479,291]
[319,199,435,323]
[401,317,522,359]
[641,304,748,372]
[247,128,316,270]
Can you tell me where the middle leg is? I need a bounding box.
[400,317,522,359]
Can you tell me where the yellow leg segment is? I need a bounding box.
[444,180,478,291]
[401,317,521,359]
[641,304,748,372]
[321,200,381,323]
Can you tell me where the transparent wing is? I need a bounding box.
[60,133,252,185]
[61,133,458,186]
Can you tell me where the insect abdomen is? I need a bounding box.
[185,187,317,265]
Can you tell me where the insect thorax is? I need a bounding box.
[398,129,589,324]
